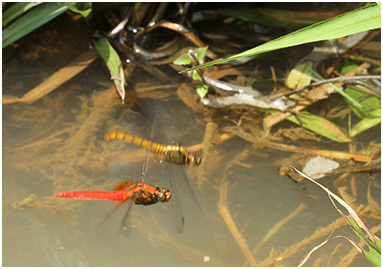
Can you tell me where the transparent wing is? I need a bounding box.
[105,107,152,186]
[102,107,152,233]
[104,98,197,233]
[141,99,193,233]
[165,164,185,233]
[95,198,135,234]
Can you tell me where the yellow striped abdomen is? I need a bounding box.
[105,131,201,166]
[105,131,166,154]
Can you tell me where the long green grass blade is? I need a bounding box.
[309,68,363,109]
[2,3,68,48]
[2,2,43,27]
[180,3,381,73]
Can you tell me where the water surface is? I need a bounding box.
[3,16,380,267]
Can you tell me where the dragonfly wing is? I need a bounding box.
[96,196,135,233]
[106,108,153,185]
[119,196,136,232]
[144,161,185,233]
[168,162,202,211]
[149,101,202,228]
[141,100,188,233]
[166,166,185,233]
[105,99,195,233]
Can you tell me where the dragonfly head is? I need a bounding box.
[158,187,172,202]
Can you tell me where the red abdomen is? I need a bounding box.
[56,190,131,201]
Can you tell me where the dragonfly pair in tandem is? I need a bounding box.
[56,106,201,233]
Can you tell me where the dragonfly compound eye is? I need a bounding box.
[159,188,171,202]
[192,155,202,165]
[165,191,172,202]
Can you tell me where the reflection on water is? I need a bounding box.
[3,26,380,268]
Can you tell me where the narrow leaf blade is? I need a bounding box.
[180,3,381,73]
[93,38,125,102]
[2,2,43,27]
[2,3,68,48]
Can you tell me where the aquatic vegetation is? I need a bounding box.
[3,2,380,266]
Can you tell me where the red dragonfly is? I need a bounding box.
[56,180,172,229]
[104,131,196,233]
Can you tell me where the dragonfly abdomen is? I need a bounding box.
[57,184,171,204]
[56,190,131,201]
[105,131,166,153]
[105,131,201,165]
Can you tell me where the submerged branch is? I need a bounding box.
[218,180,257,266]
[253,203,307,256]
[3,49,99,105]
[224,126,372,162]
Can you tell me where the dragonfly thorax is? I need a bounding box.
[134,186,171,205]
[164,144,201,165]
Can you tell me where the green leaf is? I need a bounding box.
[350,108,381,137]
[173,54,192,65]
[196,84,209,98]
[287,111,351,142]
[192,71,201,81]
[340,60,376,117]
[341,59,360,74]
[66,2,92,18]
[348,217,381,266]
[180,3,381,73]
[344,86,381,118]
[348,217,381,254]
[286,61,313,89]
[93,38,121,77]
[2,3,68,49]
[2,2,43,27]
[93,38,124,101]
[196,46,208,62]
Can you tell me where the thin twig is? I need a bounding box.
[263,63,369,129]
[224,126,372,163]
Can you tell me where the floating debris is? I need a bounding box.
[302,156,340,179]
